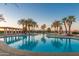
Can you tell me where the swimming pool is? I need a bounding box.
[2,34,79,52]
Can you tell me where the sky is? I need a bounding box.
[0,3,79,30]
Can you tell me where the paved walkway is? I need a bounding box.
[0,50,11,56]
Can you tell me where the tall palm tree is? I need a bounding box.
[55,21,62,33]
[59,25,63,34]
[18,18,37,34]
[32,21,38,31]
[51,21,57,32]
[51,21,62,33]
[27,18,34,34]
[18,19,26,33]
[66,16,76,35]
[62,17,67,33]
[24,20,28,33]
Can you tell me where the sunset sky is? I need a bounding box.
[0,3,79,31]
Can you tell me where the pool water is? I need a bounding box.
[2,34,79,52]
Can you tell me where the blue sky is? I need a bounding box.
[0,3,79,30]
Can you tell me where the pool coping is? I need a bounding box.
[46,34,79,40]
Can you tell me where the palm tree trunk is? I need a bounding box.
[25,24,27,34]
[43,29,44,35]
[64,23,67,34]
[28,26,30,35]
[33,26,35,32]
[54,27,56,33]
[69,25,71,35]
[57,27,59,33]
[56,27,57,33]
[22,25,24,33]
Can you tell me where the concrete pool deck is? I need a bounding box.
[0,33,39,38]
[46,33,79,40]
[0,33,79,56]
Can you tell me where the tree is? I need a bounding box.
[51,21,62,33]
[18,18,37,34]
[32,21,38,31]
[59,25,63,34]
[55,21,62,33]
[41,24,46,34]
[18,19,26,33]
[66,16,75,35]
[27,18,34,33]
[26,18,38,34]
[62,17,68,33]
[24,20,28,33]
[51,21,57,32]
[47,27,51,32]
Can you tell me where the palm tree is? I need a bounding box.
[32,21,38,32]
[18,18,26,33]
[59,25,63,34]
[55,21,62,33]
[41,24,46,34]
[62,17,68,33]
[66,16,76,35]
[51,21,57,33]
[18,18,37,34]
[51,21,62,33]
[27,18,33,34]
[24,20,28,33]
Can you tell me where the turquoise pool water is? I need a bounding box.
[2,34,79,52]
